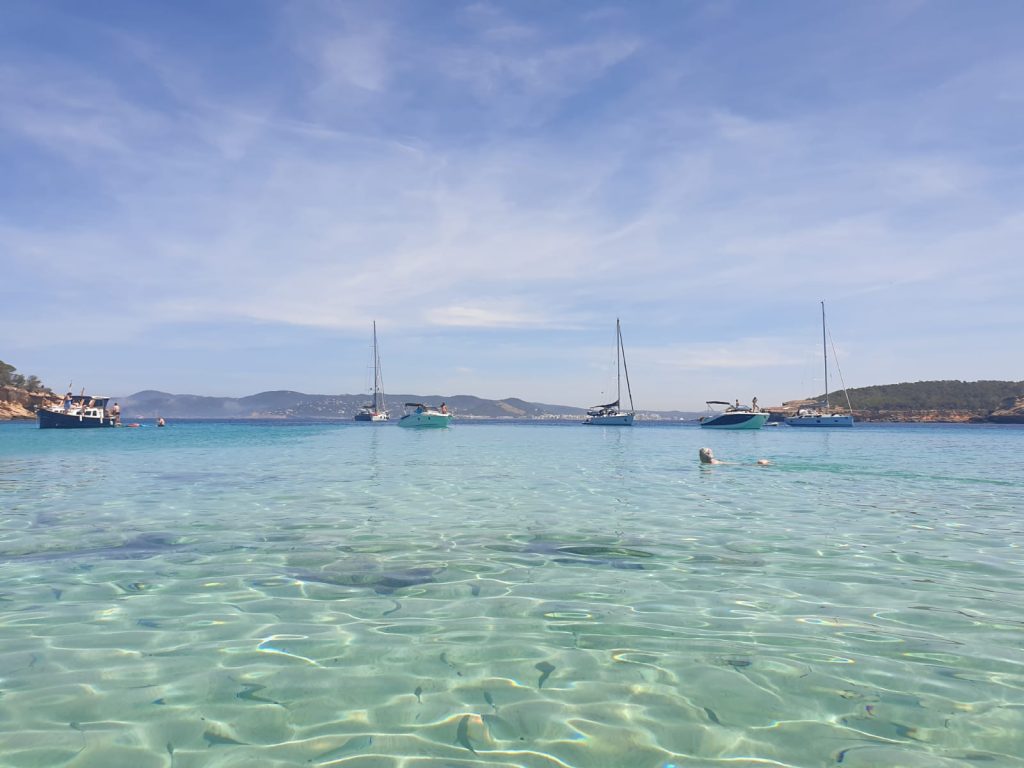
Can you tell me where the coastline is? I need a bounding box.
[3,386,1022,424]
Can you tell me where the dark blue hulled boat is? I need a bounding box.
[37,395,117,429]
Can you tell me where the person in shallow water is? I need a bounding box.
[699,447,771,466]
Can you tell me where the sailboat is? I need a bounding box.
[786,301,854,427]
[584,319,635,426]
[354,321,389,422]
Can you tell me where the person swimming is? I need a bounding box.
[699,447,722,464]
[699,447,770,466]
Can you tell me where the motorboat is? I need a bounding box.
[37,393,117,429]
[786,301,854,427]
[699,401,769,430]
[354,321,389,422]
[583,318,635,426]
[398,402,452,428]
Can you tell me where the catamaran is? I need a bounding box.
[584,318,635,426]
[354,321,389,422]
[786,301,854,427]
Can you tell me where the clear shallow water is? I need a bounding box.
[1,419,1022,768]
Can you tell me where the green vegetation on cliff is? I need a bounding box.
[844,380,1024,412]
[0,360,48,393]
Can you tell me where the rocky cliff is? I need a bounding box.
[988,395,1024,424]
[0,386,59,420]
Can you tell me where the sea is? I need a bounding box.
[0,419,1021,768]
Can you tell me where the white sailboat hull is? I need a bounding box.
[584,412,635,426]
[785,414,853,427]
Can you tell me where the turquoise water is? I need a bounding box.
[1,420,1022,767]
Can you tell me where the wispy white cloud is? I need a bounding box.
[640,338,806,371]
[426,304,571,329]
[0,65,171,160]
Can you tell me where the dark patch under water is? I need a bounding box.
[291,565,442,595]
[519,539,654,570]
[0,532,181,564]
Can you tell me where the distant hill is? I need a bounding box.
[118,390,700,421]
[781,380,1024,423]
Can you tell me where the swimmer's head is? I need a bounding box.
[699,447,714,464]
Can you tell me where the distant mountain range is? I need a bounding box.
[117,390,701,421]
[5,378,1020,423]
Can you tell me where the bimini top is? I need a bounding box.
[65,395,111,405]
[589,399,620,410]
[706,400,731,406]
[404,402,428,408]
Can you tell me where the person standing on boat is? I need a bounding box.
[110,402,121,425]
[440,402,448,414]
[752,397,759,412]
[63,392,73,412]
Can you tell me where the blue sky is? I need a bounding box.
[2,1,1022,410]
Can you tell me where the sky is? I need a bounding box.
[2,1,1022,410]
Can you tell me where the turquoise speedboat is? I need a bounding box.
[398,403,452,428]
[699,401,769,429]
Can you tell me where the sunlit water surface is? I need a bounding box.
[1,420,1022,767]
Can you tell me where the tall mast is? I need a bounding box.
[619,319,634,412]
[615,318,621,406]
[373,321,383,412]
[821,301,829,410]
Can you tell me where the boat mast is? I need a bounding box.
[373,321,384,412]
[615,318,621,408]
[821,301,829,411]
[618,319,634,412]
